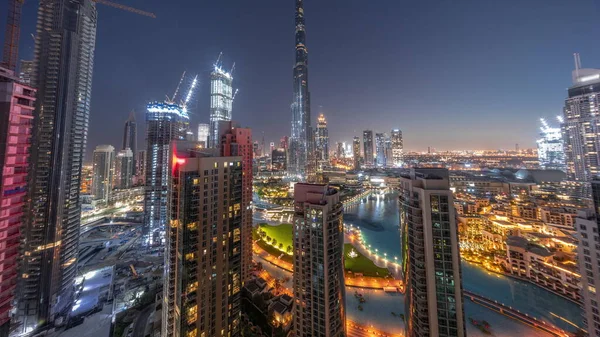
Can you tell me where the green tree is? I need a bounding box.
[286,245,292,254]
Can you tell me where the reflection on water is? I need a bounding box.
[343,192,584,331]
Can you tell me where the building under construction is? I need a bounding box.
[209,56,236,148]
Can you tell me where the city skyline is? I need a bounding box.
[5,0,600,155]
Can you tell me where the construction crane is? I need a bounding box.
[1,0,155,72]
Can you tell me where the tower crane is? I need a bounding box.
[1,0,155,72]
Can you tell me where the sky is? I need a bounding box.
[3,0,600,159]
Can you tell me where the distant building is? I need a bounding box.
[293,183,346,337]
[92,145,115,201]
[197,123,209,147]
[391,129,403,166]
[336,142,345,158]
[363,130,374,167]
[0,67,35,335]
[18,60,34,85]
[122,110,137,175]
[537,118,565,172]
[209,63,235,148]
[399,168,466,337]
[375,133,385,167]
[272,148,287,171]
[353,136,361,170]
[280,136,289,149]
[163,141,243,337]
[315,113,329,165]
[384,136,393,167]
[137,150,146,182]
[114,148,134,189]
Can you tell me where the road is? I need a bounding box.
[132,305,154,337]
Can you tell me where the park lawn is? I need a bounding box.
[257,223,293,249]
[344,243,390,278]
[256,239,293,264]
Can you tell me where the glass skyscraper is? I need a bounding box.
[209,64,234,148]
[122,110,137,175]
[537,118,565,172]
[362,130,374,167]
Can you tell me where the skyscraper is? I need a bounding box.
[209,62,235,148]
[220,122,253,282]
[19,60,34,85]
[114,148,134,189]
[18,0,97,329]
[122,110,137,174]
[92,145,115,201]
[292,183,346,337]
[163,141,242,337]
[352,136,361,170]
[144,101,189,244]
[375,132,385,167]
[197,123,209,147]
[316,113,329,163]
[391,129,403,167]
[289,0,312,177]
[537,118,566,172]
[0,67,35,336]
[363,130,374,167]
[384,136,393,168]
[399,168,466,337]
[563,54,600,182]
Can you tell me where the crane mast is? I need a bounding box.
[1,0,24,71]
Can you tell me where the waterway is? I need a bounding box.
[343,192,584,332]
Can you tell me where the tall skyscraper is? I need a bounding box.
[137,150,146,182]
[537,118,566,172]
[363,130,374,167]
[122,110,137,174]
[375,132,385,167]
[316,113,329,164]
[352,136,361,170]
[272,148,287,171]
[220,122,253,282]
[289,0,312,177]
[391,129,403,167]
[0,67,35,336]
[92,145,115,201]
[144,101,189,244]
[399,168,466,337]
[576,179,600,337]
[114,148,134,189]
[197,123,209,147]
[209,62,235,148]
[563,54,600,182]
[384,136,393,168]
[163,141,242,337]
[292,183,346,337]
[280,135,289,149]
[18,0,97,329]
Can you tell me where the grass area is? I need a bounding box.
[257,223,293,250]
[344,243,390,278]
[256,239,293,264]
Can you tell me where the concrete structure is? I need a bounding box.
[0,67,35,335]
[220,122,253,282]
[18,60,33,85]
[163,141,242,337]
[114,148,134,189]
[288,0,312,177]
[399,168,466,337]
[197,123,209,147]
[391,129,403,167]
[18,0,98,330]
[92,145,115,201]
[352,136,360,170]
[362,130,374,167]
[144,102,189,244]
[209,62,234,148]
[292,183,345,337]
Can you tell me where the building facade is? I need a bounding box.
[292,183,345,337]
[315,113,329,166]
[209,64,234,148]
[272,148,287,171]
[0,67,35,335]
[18,0,97,329]
[137,150,146,184]
[114,148,134,189]
[288,0,312,177]
[375,133,385,167]
[144,102,189,244]
[399,168,466,337]
[391,129,403,167]
[537,118,565,172]
[362,130,374,167]
[122,110,137,175]
[163,141,242,337]
[352,136,360,170]
[92,145,115,201]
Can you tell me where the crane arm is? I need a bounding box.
[93,0,156,18]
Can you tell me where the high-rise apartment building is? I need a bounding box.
[289,0,312,177]
[352,136,360,170]
[197,123,209,147]
[0,67,35,336]
[92,145,115,201]
[292,183,346,337]
[399,168,466,337]
[576,179,600,337]
[375,133,385,167]
[18,0,98,329]
[363,130,374,167]
[336,142,345,158]
[280,136,289,150]
[315,113,329,164]
[123,110,137,174]
[384,137,393,168]
[144,101,189,244]
[563,54,600,182]
[209,63,234,148]
[18,60,34,86]
[137,150,146,183]
[391,129,403,167]
[220,122,253,282]
[163,141,242,337]
[114,148,134,189]
[272,148,287,171]
[537,118,566,172]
